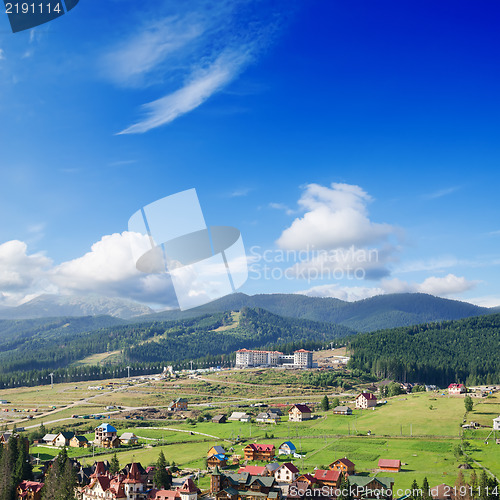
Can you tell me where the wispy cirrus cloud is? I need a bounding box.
[229,187,252,197]
[118,48,252,134]
[101,0,287,134]
[269,202,295,216]
[423,185,461,200]
[101,14,205,88]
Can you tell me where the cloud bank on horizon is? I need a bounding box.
[0,181,487,309]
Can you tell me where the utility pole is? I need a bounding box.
[127,366,131,379]
[49,373,54,390]
[190,360,193,371]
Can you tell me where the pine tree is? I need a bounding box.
[42,447,74,500]
[0,439,16,500]
[154,451,172,490]
[14,438,33,483]
[422,477,431,500]
[61,458,77,500]
[110,453,120,475]
[410,479,422,500]
[320,395,330,411]
[478,471,488,500]
[470,471,478,500]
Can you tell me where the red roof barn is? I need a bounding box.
[378,459,401,472]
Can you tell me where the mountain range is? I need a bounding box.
[135,292,491,332]
[0,292,492,332]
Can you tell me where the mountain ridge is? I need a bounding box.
[134,292,491,332]
[0,292,492,333]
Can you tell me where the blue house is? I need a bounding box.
[278,441,297,455]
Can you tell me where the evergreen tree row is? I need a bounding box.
[348,314,500,385]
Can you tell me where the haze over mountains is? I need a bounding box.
[0,292,492,332]
[0,294,154,320]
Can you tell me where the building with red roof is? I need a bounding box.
[149,478,201,500]
[355,393,377,409]
[80,463,200,500]
[448,384,466,395]
[237,465,266,476]
[16,481,44,500]
[313,469,341,488]
[274,463,300,483]
[378,459,401,472]
[288,404,313,422]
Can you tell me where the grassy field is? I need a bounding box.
[3,369,499,492]
[71,350,123,366]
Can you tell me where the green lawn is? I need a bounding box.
[5,374,500,491]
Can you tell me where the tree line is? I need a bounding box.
[348,314,500,385]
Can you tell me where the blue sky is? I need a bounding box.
[1,0,500,309]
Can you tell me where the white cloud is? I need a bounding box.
[423,186,460,200]
[284,245,396,281]
[100,0,285,133]
[0,235,179,307]
[118,48,251,134]
[0,240,52,305]
[296,284,384,302]
[102,15,204,87]
[51,232,177,305]
[230,188,251,197]
[465,296,500,308]
[269,202,295,215]
[378,275,478,296]
[277,183,397,250]
[415,274,478,296]
[394,256,460,273]
[0,49,5,61]
[274,183,400,279]
[298,273,478,302]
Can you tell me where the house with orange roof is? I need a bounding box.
[329,457,355,475]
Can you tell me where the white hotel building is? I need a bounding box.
[235,348,313,369]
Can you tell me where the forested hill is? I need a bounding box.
[0,316,124,350]
[0,308,353,379]
[137,292,490,332]
[124,307,353,363]
[348,313,500,386]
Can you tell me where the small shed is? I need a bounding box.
[212,414,227,424]
[332,406,352,415]
[378,459,401,472]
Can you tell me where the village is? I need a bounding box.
[1,373,499,500]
